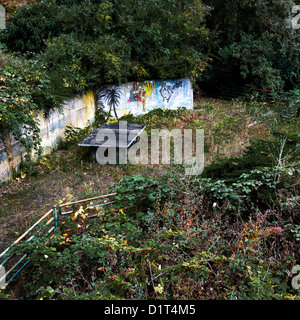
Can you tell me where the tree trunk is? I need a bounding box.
[113,105,119,121]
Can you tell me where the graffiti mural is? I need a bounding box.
[144,81,155,98]
[98,86,122,120]
[159,80,183,103]
[127,82,143,103]
[127,81,156,111]
[99,78,193,117]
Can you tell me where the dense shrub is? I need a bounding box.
[1,0,212,91]
[10,164,299,300]
[202,0,300,91]
[203,131,300,181]
[0,45,62,154]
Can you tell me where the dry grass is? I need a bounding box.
[192,98,272,163]
[0,98,274,251]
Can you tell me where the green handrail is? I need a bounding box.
[0,186,154,289]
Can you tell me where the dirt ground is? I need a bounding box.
[0,154,154,252]
[0,98,271,253]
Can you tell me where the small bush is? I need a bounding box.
[203,130,300,181]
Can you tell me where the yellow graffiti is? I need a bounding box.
[142,97,146,111]
[144,81,155,98]
[83,90,95,121]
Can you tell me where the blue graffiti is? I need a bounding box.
[159,80,183,103]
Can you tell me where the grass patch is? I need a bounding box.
[1,98,299,300]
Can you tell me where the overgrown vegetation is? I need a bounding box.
[0,0,211,91]
[7,165,300,300]
[0,97,299,300]
[2,0,300,96]
[0,0,300,301]
[1,0,299,163]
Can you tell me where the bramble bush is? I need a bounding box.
[10,162,299,300]
[5,99,298,300]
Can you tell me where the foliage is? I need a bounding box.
[40,33,131,93]
[0,1,62,53]
[199,167,300,216]
[62,125,92,150]
[0,0,37,19]
[2,0,300,99]
[268,90,300,120]
[119,107,193,134]
[12,164,299,300]
[0,45,60,153]
[203,130,300,181]
[0,0,300,299]
[218,32,285,91]
[1,0,212,93]
[108,0,211,81]
[0,99,299,300]
[110,174,170,212]
[202,0,300,91]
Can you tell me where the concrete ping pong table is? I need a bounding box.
[78,123,146,163]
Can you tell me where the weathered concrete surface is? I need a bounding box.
[0,91,95,184]
[0,77,194,184]
[100,78,193,118]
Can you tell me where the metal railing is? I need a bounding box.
[0,209,55,290]
[0,187,152,290]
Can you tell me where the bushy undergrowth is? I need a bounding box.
[3,99,299,300]
[203,130,300,181]
[8,163,299,300]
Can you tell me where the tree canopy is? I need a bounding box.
[0,0,299,155]
[203,0,300,91]
[0,0,212,90]
[1,0,299,92]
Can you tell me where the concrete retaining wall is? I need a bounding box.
[0,77,194,184]
[0,90,95,184]
[100,77,193,118]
